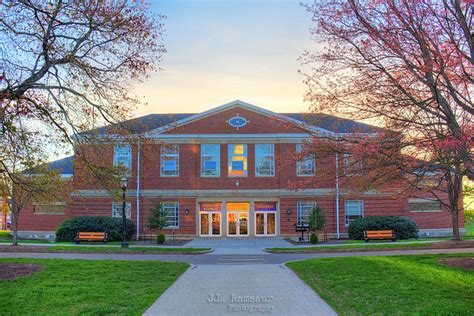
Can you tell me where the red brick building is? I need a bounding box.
[18,100,463,239]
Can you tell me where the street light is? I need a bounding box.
[120,177,128,248]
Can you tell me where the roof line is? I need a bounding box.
[143,100,336,137]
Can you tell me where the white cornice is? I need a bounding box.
[72,189,393,198]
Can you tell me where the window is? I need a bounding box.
[297,201,316,225]
[201,144,220,177]
[112,202,131,219]
[228,144,247,177]
[343,153,363,175]
[296,144,315,176]
[162,202,179,228]
[34,203,66,215]
[255,144,275,176]
[409,200,441,212]
[345,200,364,226]
[160,145,179,177]
[113,145,132,176]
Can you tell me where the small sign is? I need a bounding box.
[200,202,221,212]
[255,202,277,212]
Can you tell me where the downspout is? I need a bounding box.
[335,152,340,239]
[136,140,141,241]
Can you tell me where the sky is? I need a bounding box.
[132,0,315,117]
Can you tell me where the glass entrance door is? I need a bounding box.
[227,212,249,237]
[255,212,276,236]
[200,212,221,236]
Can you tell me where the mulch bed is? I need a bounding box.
[439,257,474,270]
[0,263,43,281]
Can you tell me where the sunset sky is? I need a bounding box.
[133,0,315,117]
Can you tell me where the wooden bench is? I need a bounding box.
[75,232,108,243]
[364,230,396,242]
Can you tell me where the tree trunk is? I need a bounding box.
[11,209,18,246]
[450,204,460,241]
[447,171,462,241]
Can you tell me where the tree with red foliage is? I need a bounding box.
[301,0,473,239]
[0,0,165,182]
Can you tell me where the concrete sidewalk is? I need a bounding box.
[185,238,293,254]
[143,264,336,316]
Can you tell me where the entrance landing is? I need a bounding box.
[186,238,293,254]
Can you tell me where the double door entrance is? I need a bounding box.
[255,212,276,236]
[227,211,249,237]
[199,201,277,237]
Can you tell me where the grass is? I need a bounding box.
[0,230,11,238]
[48,245,212,253]
[287,253,474,315]
[0,258,189,315]
[466,220,474,237]
[266,242,433,253]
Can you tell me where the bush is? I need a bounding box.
[348,216,418,240]
[56,216,134,242]
[156,234,165,244]
[310,233,318,244]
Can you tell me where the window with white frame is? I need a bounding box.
[113,145,132,176]
[228,144,247,177]
[409,200,442,212]
[112,202,131,219]
[343,153,363,175]
[201,144,220,177]
[345,200,364,226]
[255,144,275,176]
[163,202,179,228]
[160,145,179,176]
[297,201,316,225]
[296,144,315,176]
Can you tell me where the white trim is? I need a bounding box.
[60,174,73,178]
[72,188,393,197]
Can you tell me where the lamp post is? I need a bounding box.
[120,177,128,248]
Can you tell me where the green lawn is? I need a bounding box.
[266,242,432,253]
[287,253,474,315]
[0,258,188,315]
[48,245,212,253]
[465,220,474,237]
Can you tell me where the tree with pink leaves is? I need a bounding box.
[301,0,473,239]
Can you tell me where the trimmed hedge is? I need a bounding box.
[348,216,418,240]
[56,216,134,242]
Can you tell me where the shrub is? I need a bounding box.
[310,233,318,244]
[56,216,134,242]
[348,216,418,240]
[156,234,165,244]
